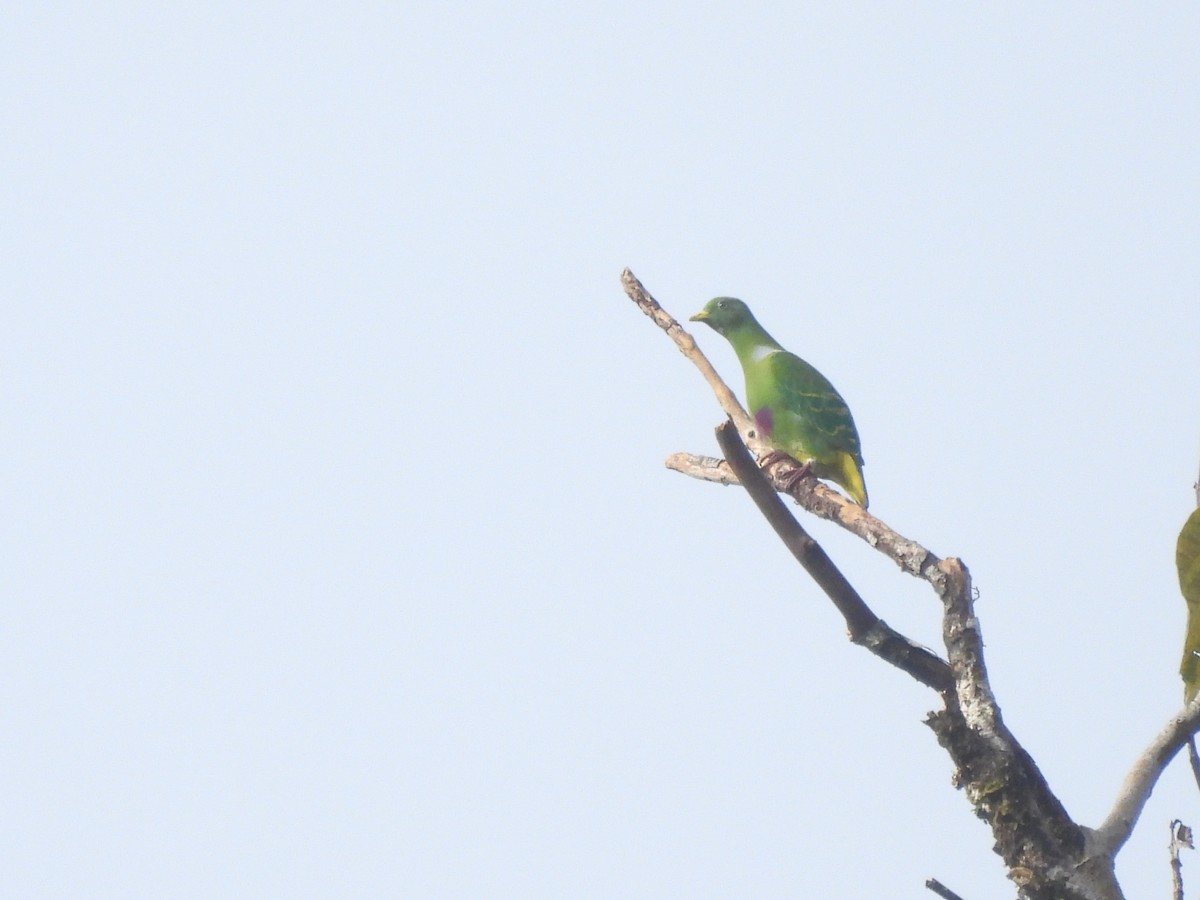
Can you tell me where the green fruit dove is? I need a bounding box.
[690,297,868,508]
[1177,507,1200,703]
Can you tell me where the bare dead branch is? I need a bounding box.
[623,268,1121,899]
[665,452,740,486]
[1090,698,1200,857]
[665,433,937,579]
[716,421,953,692]
[620,268,760,444]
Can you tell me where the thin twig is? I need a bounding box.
[620,268,759,444]
[716,422,953,691]
[1170,819,1192,900]
[925,878,966,900]
[1188,737,1200,793]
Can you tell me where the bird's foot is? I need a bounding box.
[759,452,813,491]
[780,461,813,491]
[758,450,790,468]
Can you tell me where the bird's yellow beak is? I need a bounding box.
[689,310,708,322]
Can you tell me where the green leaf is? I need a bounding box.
[1177,508,1200,702]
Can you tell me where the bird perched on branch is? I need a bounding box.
[690,297,868,508]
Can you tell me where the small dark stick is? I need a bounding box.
[1170,819,1192,900]
[1188,738,1200,793]
[924,877,966,900]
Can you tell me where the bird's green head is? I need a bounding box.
[689,296,755,336]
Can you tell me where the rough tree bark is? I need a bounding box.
[622,267,1200,899]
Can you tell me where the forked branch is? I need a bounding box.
[621,267,1134,898]
[715,421,952,691]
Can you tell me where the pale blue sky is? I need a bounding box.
[4,4,1200,898]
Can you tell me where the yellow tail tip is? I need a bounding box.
[837,452,868,509]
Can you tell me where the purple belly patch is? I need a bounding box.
[754,406,774,438]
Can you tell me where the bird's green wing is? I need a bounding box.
[766,351,863,462]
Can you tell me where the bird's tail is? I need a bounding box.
[836,452,869,509]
